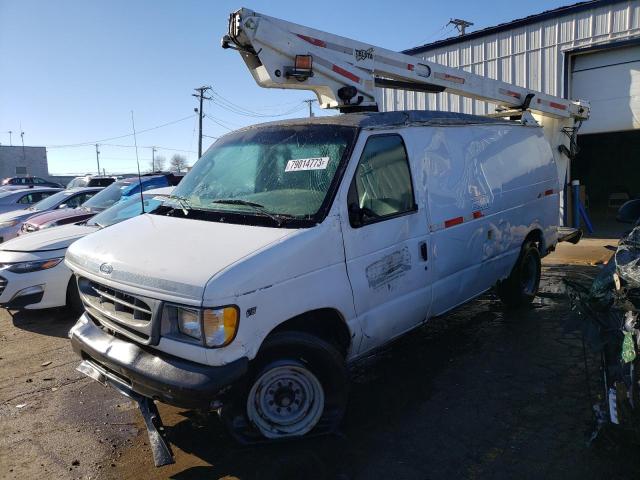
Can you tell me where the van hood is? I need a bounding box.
[1,224,97,253]
[65,214,295,301]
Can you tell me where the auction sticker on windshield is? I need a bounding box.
[285,157,330,172]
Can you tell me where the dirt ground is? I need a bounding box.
[2,240,639,480]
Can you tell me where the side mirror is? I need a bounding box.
[617,199,640,224]
[58,203,67,209]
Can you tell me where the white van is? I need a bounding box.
[68,111,558,443]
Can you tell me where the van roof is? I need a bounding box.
[240,110,517,131]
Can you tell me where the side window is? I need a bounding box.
[39,191,55,201]
[19,191,53,204]
[69,192,95,207]
[348,135,416,227]
[64,194,82,208]
[33,177,45,184]
[17,192,42,204]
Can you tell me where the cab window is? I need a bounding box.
[348,134,416,227]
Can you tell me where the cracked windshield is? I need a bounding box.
[167,124,356,220]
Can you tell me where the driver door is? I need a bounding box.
[340,132,432,355]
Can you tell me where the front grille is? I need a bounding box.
[0,276,7,295]
[78,277,159,345]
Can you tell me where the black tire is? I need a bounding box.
[497,241,541,308]
[66,277,83,315]
[220,331,348,444]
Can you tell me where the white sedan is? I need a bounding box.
[0,187,172,311]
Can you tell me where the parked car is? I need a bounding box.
[67,111,560,444]
[0,187,173,311]
[66,175,118,188]
[1,176,64,189]
[19,174,182,234]
[0,188,61,215]
[0,187,101,242]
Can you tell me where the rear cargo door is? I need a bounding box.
[340,132,432,355]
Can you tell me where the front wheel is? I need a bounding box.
[220,331,348,443]
[497,241,541,308]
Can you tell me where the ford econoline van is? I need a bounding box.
[68,111,558,444]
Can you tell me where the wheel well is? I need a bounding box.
[524,229,544,254]
[267,309,352,357]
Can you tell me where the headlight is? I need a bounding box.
[175,306,201,339]
[163,304,239,347]
[4,257,64,274]
[0,220,19,228]
[203,307,239,347]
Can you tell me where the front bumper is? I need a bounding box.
[70,314,249,410]
[0,261,71,310]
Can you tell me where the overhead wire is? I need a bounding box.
[47,114,196,148]
[204,114,234,131]
[208,92,307,118]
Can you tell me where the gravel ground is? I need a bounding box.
[1,263,639,479]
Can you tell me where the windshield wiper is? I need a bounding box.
[211,199,289,226]
[166,194,192,216]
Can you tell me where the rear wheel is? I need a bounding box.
[220,331,348,443]
[497,241,541,308]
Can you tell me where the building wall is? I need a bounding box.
[0,146,49,179]
[383,0,640,115]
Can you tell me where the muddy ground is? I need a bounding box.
[2,263,639,479]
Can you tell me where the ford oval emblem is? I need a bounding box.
[99,263,113,275]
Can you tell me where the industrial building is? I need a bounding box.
[0,146,50,180]
[388,0,639,220]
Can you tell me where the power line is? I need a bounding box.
[47,114,196,148]
[48,142,196,153]
[414,22,450,46]
[208,91,306,118]
[204,114,234,131]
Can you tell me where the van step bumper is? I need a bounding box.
[69,314,249,410]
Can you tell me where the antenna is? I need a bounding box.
[130,111,145,214]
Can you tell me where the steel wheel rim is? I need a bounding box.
[521,252,538,295]
[247,364,325,438]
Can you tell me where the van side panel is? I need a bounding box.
[415,124,558,316]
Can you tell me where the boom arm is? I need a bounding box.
[222,8,589,121]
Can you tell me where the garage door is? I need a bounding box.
[570,44,640,135]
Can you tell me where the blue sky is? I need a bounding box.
[1,0,569,174]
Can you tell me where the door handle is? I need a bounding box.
[419,241,428,261]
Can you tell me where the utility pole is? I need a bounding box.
[192,86,212,158]
[95,144,101,175]
[20,131,25,162]
[151,146,157,172]
[7,131,12,146]
[303,99,316,117]
[447,18,473,36]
